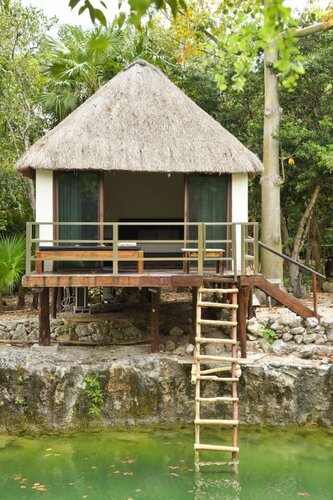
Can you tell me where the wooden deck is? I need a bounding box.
[23,269,237,288]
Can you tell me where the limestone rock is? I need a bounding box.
[306,317,319,328]
[271,339,288,355]
[320,317,333,328]
[123,324,141,339]
[247,320,260,334]
[185,344,194,355]
[75,324,90,338]
[294,334,304,344]
[315,334,327,345]
[327,330,333,342]
[169,326,184,337]
[0,330,11,341]
[290,327,305,335]
[28,329,39,341]
[282,333,293,342]
[12,324,27,341]
[323,281,333,293]
[270,322,284,332]
[165,340,176,352]
[303,333,317,345]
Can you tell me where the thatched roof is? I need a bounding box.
[16,60,263,175]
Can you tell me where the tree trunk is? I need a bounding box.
[261,41,284,282]
[309,211,325,290]
[289,185,321,296]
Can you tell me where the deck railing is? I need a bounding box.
[25,221,259,279]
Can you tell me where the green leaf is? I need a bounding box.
[94,8,107,26]
[69,0,81,9]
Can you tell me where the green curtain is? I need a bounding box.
[189,174,228,251]
[58,172,99,268]
[58,172,99,244]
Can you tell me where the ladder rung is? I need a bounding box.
[199,367,231,375]
[195,444,239,452]
[199,288,239,294]
[198,319,238,327]
[198,301,238,309]
[195,337,236,345]
[195,419,238,426]
[198,461,239,467]
[197,376,238,382]
[196,355,238,363]
[196,397,238,403]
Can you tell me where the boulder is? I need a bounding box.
[12,324,27,341]
[169,326,184,337]
[306,317,319,328]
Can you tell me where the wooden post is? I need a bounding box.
[51,288,58,319]
[237,286,250,358]
[248,286,256,319]
[57,287,63,313]
[150,288,161,353]
[39,287,50,346]
[312,274,318,317]
[190,287,198,344]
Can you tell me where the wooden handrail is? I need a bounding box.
[258,241,326,279]
[258,240,325,317]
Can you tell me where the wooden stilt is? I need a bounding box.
[237,286,249,359]
[39,287,50,346]
[57,287,63,313]
[150,288,161,353]
[190,287,198,345]
[248,286,256,319]
[51,288,58,319]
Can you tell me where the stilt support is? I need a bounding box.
[190,287,198,345]
[150,288,161,353]
[51,288,58,319]
[39,287,50,346]
[237,286,249,358]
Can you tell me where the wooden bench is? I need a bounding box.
[35,246,144,274]
[182,248,225,274]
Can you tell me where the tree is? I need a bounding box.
[0,1,56,231]
[40,25,124,121]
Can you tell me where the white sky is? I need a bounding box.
[21,0,331,29]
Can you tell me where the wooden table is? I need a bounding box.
[35,246,144,274]
[182,248,225,274]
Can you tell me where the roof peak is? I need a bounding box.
[123,59,151,71]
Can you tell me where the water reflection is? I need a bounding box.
[195,474,240,499]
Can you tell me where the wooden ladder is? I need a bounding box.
[192,285,240,471]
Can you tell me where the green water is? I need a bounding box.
[0,427,332,500]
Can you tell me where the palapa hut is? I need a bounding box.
[15,59,317,358]
[16,59,262,259]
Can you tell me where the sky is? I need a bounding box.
[21,0,332,29]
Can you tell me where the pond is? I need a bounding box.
[0,427,332,499]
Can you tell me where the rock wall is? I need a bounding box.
[0,347,332,434]
[246,313,333,356]
[0,303,192,344]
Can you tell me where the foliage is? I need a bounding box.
[257,324,277,343]
[84,371,105,416]
[278,20,333,258]
[0,167,32,234]
[0,234,25,296]
[0,0,56,233]
[70,0,321,91]
[40,25,125,121]
[69,0,187,27]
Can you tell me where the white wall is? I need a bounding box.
[35,169,53,246]
[231,173,248,271]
